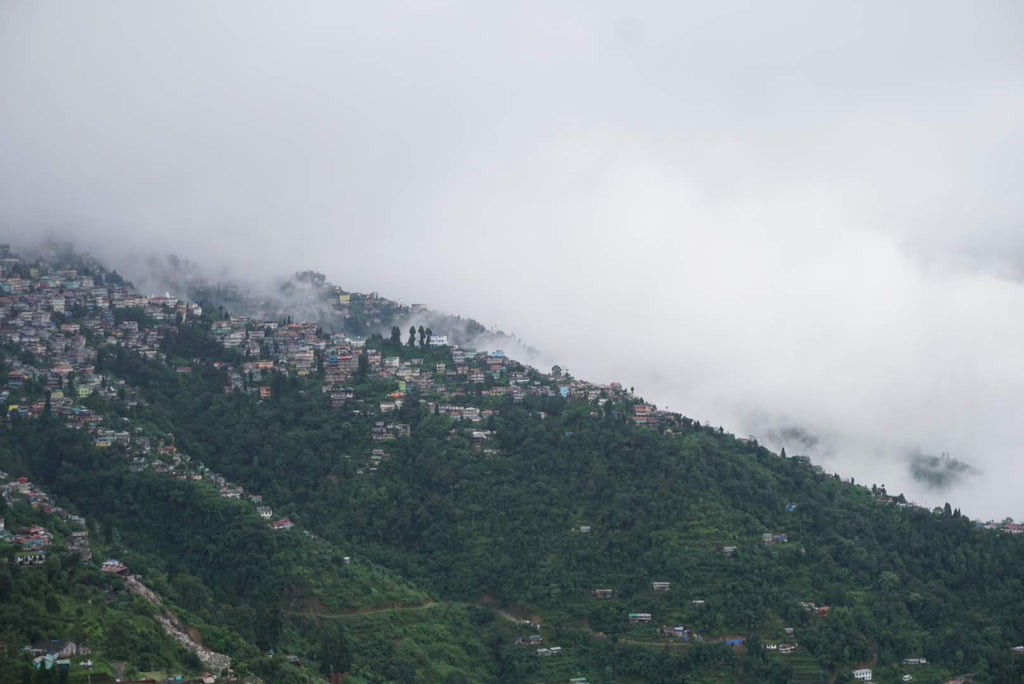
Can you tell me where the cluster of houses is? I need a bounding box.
[334,287,407,329]
[134,443,292,532]
[372,421,411,441]
[0,472,91,564]
[3,522,51,565]
[205,306,617,416]
[203,292,657,431]
[978,519,1024,534]
[23,639,91,672]
[0,253,331,550]
[1,465,238,677]
[0,248,183,432]
[126,431,307,544]
[513,624,569,659]
[356,448,390,476]
[0,245,673,493]
[713,532,792,557]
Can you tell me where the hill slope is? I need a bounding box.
[2,244,1024,683]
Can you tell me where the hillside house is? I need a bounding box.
[470,430,493,445]
[632,404,655,425]
[660,626,697,641]
[270,518,294,530]
[591,589,614,599]
[68,530,91,561]
[800,601,830,616]
[852,668,872,681]
[219,485,243,499]
[652,581,670,591]
[762,532,789,545]
[628,612,652,624]
[31,654,71,670]
[101,559,127,574]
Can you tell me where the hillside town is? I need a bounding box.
[3,244,1020,536]
[4,244,1024,683]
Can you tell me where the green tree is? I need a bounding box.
[357,352,369,382]
[317,622,353,675]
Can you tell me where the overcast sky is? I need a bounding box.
[2,1,1023,518]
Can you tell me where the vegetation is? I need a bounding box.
[3,247,1024,682]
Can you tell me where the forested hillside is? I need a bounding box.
[2,245,1024,683]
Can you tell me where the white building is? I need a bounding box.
[852,669,872,681]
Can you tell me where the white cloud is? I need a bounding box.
[2,0,1023,517]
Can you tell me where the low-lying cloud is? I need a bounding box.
[2,1,1023,518]
[909,451,980,492]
